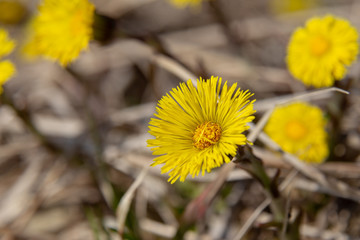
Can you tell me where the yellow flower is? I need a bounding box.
[264,102,328,164]
[0,28,15,58]
[0,28,16,92]
[0,0,26,24]
[169,0,203,8]
[270,0,318,14]
[287,15,359,88]
[23,0,95,66]
[0,60,15,93]
[148,76,256,183]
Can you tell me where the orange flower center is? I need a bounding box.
[285,120,307,140]
[310,36,330,56]
[193,121,222,150]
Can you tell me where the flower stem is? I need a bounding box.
[236,145,286,222]
[236,145,301,240]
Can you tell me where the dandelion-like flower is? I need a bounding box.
[147,76,256,183]
[264,102,328,164]
[287,15,359,88]
[270,0,318,14]
[0,0,26,24]
[23,0,95,66]
[0,60,15,92]
[0,28,15,58]
[0,28,16,94]
[168,0,203,8]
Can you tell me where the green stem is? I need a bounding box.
[236,145,289,229]
[237,145,301,240]
[237,145,285,222]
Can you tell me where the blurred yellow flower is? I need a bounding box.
[0,28,15,58]
[0,28,16,93]
[0,0,26,24]
[148,76,256,183]
[264,102,328,164]
[287,15,359,88]
[169,0,203,8]
[23,0,95,66]
[0,60,15,93]
[270,0,318,15]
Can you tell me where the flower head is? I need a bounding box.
[0,28,15,58]
[0,28,16,93]
[23,0,95,66]
[0,60,15,93]
[148,76,256,183]
[0,0,26,24]
[169,0,203,8]
[287,15,359,88]
[264,102,328,163]
[271,0,318,14]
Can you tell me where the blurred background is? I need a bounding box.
[1,0,360,239]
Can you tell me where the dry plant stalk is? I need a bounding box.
[116,168,147,237]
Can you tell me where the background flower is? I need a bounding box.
[0,0,26,24]
[0,60,15,93]
[0,28,15,58]
[148,76,255,183]
[270,0,319,15]
[264,102,329,163]
[23,0,94,66]
[0,28,15,93]
[287,15,359,88]
[168,0,204,8]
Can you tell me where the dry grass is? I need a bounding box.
[1,0,360,239]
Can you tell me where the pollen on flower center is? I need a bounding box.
[193,121,222,150]
[285,120,307,140]
[310,35,330,56]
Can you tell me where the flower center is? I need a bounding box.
[193,121,222,150]
[310,36,330,56]
[285,120,307,140]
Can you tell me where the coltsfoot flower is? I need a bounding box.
[0,28,16,93]
[148,76,256,183]
[0,0,26,24]
[0,60,15,92]
[264,102,328,164]
[0,28,15,58]
[168,0,203,8]
[270,0,318,14]
[23,0,95,66]
[287,15,359,88]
